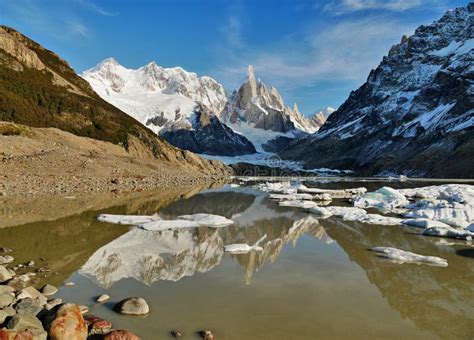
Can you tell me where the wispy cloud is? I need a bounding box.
[68,20,88,37]
[220,16,243,49]
[75,0,118,16]
[324,0,426,14]
[214,16,416,93]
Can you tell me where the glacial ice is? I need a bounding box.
[370,247,448,267]
[97,214,161,225]
[139,214,234,231]
[353,186,409,210]
[269,193,314,201]
[279,200,318,209]
[344,213,403,226]
[309,206,333,218]
[422,226,473,241]
[402,218,452,229]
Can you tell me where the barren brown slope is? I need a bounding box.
[0,122,228,196]
[0,25,228,177]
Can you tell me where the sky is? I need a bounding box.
[0,0,467,114]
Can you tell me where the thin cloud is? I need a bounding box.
[75,0,118,16]
[220,16,243,48]
[324,0,426,14]
[68,20,88,37]
[214,16,416,93]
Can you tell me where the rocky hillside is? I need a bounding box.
[0,26,228,174]
[220,66,325,152]
[83,58,255,156]
[281,4,474,178]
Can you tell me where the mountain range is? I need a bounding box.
[1,3,472,178]
[280,3,474,177]
[82,61,326,156]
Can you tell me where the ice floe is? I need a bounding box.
[370,247,448,267]
[344,214,403,226]
[421,225,473,241]
[97,214,161,225]
[353,186,409,210]
[269,193,314,201]
[139,214,233,231]
[402,218,452,229]
[278,200,318,209]
[308,206,333,218]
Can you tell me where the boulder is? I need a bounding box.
[84,315,112,335]
[0,292,14,308]
[0,265,13,282]
[43,303,87,340]
[15,297,43,316]
[6,314,47,340]
[0,255,14,265]
[113,297,149,315]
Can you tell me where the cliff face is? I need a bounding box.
[280,4,474,177]
[0,25,229,175]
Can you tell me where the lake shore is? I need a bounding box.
[0,123,231,197]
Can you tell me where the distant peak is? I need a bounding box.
[247,65,255,79]
[101,57,119,66]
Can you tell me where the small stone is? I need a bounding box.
[26,261,35,267]
[7,277,29,291]
[0,255,14,265]
[43,303,88,340]
[36,293,48,306]
[0,265,13,282]
[17,286,41,300]
[64,282,75,286]
[198,330,214,340]
[41,284,58,296]
[0,292,14,308]
[104,330,141,340]
[84,315,112,335]
[15,297,43,316]
[45,298,62,310]
[79,305,89,314]
[171,330,183,338]
[0,247,12,253]
[113,297,149,315]
[96,294,110,303]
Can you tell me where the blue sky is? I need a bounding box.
[0,0,467,114]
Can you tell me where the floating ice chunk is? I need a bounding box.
[403,200,472,229]
[269,193,314,201]
[139,214,233,231]
[309,206,333,218]
[278,200,318,209]
[258,182,296,194]
[422,225,473,241]
[326,206,367,218]
[296,185,366,198]
[178,214,234,227]
[370,247,448,267]
[139,219,200,231]
[353,186,408,211]
[97,214,161,225]
[344,214,403,226]
[313,193,332,201]
[224,244,263,254]
[402,218,452,229]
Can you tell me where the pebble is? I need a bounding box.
[113,297,149,315]
[0,247,12,253]
[96,294,110,303]
[79,305,89,314]
[45,298,62,310]
[198,330,215,340]
[26,261,35,267]
[64,281,75,286]
[171,330,183,338]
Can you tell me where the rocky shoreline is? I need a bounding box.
[0,248,216,339]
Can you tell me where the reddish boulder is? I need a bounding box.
[43,303,87,340]
[83,315,112,336]
[0,330,35,340]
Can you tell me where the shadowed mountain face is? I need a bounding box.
[281,4,474,178]
[321,218,474,339]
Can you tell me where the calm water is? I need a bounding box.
[1,179,473,339]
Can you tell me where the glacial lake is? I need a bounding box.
[1,178,473,339]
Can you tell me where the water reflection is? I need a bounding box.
[321,218,474,339]
[80,188,329,286]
